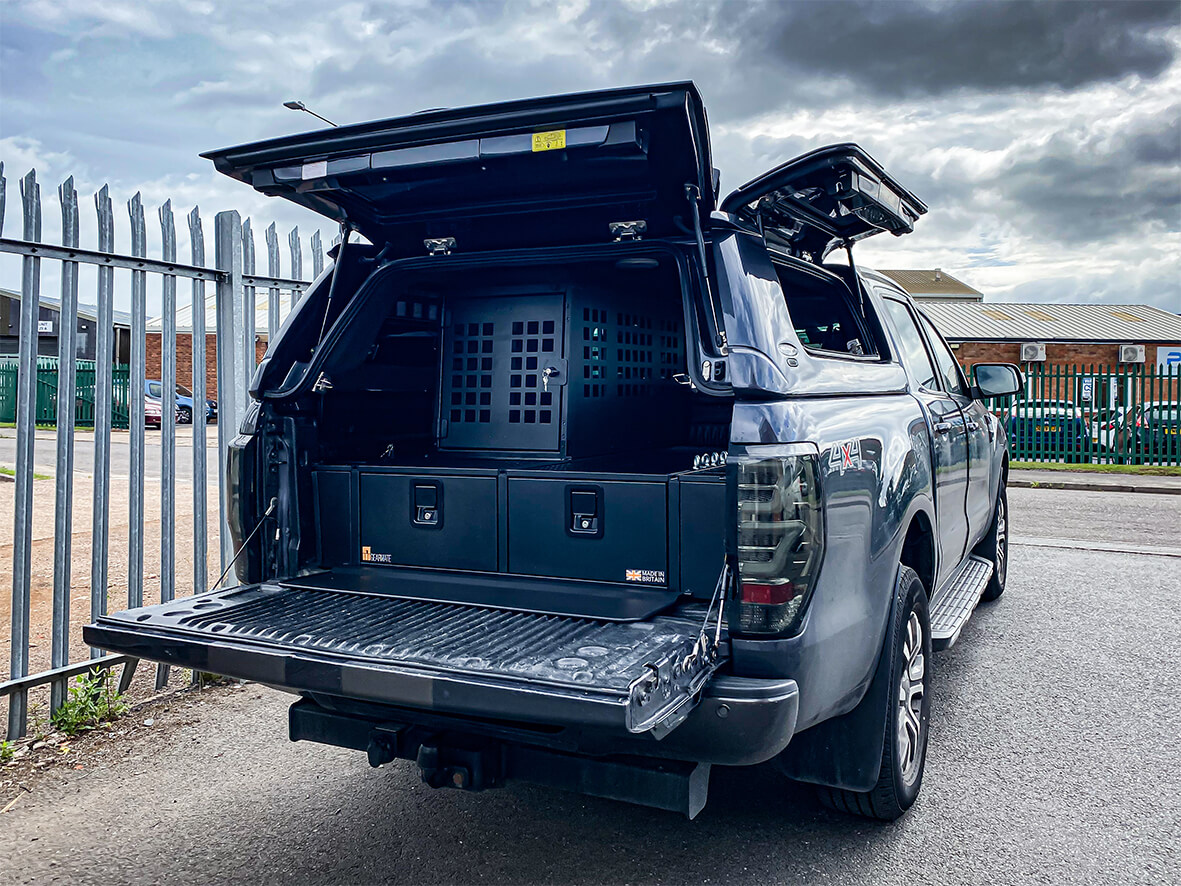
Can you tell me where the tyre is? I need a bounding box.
[817,566,931,821]
[975,484,1008,602]
[178,406,193,424]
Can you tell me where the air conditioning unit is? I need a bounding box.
[1020,342,1046,362]
[1119,344,1146,364]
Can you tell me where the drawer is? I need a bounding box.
[507,477,667,585]
[359,472,498,572]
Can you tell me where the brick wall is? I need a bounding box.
[146,333,266,394]
[953,339,1181,407]
[953,340,1181,371]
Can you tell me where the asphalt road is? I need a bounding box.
[0,426,220,482]
[2,487,1178,885]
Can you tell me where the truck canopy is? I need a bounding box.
[721,144,928,261]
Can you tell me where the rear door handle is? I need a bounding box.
[965,420,981,431]
[933,421,953,434]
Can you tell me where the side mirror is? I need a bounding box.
[972,363,1023,400]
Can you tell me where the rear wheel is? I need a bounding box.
[975,484,1007,602]
[817,566,931,821]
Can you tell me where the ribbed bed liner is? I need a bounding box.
[181,586,703,693]
[90,581,725,733]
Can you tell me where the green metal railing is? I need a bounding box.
[0,357,131,429]
[977,362,1181,466]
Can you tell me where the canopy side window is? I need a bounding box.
[771,261,879,358]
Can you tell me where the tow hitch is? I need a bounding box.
[416,740,501,792]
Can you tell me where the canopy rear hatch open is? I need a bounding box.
[85,580,726,737]
[203,83,713,256]
[720,143,927,261]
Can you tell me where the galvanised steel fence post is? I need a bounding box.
[214,210,245,577]
[49,176,80,713]
[90,185,115,657]
[7,170,42,739]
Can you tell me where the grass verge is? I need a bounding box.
[1010,461,1181,477]
[0,465,52,480]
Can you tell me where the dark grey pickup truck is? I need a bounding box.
[86,83,1023,820]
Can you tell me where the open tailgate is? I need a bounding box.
[203,82,714,255]
[84,582,724,736]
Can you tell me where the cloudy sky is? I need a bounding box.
[2,0,1179,313]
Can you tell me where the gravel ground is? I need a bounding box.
[0,465,222,735]
[1,489,1178,885]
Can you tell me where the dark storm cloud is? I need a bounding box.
[999,121,1181,244]
[760,0,1180,100]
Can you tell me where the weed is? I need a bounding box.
[0,740,13,764]
[50,669,130,736]
[193,671,230,688]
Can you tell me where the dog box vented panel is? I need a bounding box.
[441,294,565,452]
[565,284,689,457]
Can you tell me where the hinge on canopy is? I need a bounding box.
[608,220,647,241]
[424,237,456,256]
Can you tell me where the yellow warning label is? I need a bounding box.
[361,546,371,562]
[532,129,566,152]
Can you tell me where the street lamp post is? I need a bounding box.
[283,100,338,127]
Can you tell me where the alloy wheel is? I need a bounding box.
[897,611,926,786]
[995,496,1007,586]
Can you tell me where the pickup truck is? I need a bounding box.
[86,82,1023,821]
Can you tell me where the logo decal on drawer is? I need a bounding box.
[625,569,666,584]
[361,546,393,564]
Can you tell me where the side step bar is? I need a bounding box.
[290,698,712,818]
[929,555,994,651]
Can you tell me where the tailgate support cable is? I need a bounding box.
[687,558,729,672]
[206,497,277,593]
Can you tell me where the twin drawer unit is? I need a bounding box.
[311,463,725,595]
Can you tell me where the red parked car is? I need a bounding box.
[144,397,163,428]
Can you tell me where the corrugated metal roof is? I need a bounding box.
[147,297,296,336]
[1,287,134,329]
[920,302,1181,343]
[878,269,982,298]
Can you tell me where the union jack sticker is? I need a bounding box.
[625,568,666,584]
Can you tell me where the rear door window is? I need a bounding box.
[882,298,938,390]
[917,313,967,397]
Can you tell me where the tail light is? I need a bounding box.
[733,453,824,636]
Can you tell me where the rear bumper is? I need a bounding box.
[293,674,798,769]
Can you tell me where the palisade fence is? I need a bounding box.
[0,163,325,740]
[979,362,1181,466]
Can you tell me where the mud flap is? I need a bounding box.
[775,565,905,792]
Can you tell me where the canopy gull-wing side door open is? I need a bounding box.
[720,143,927,263]
[203,82,714,256]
